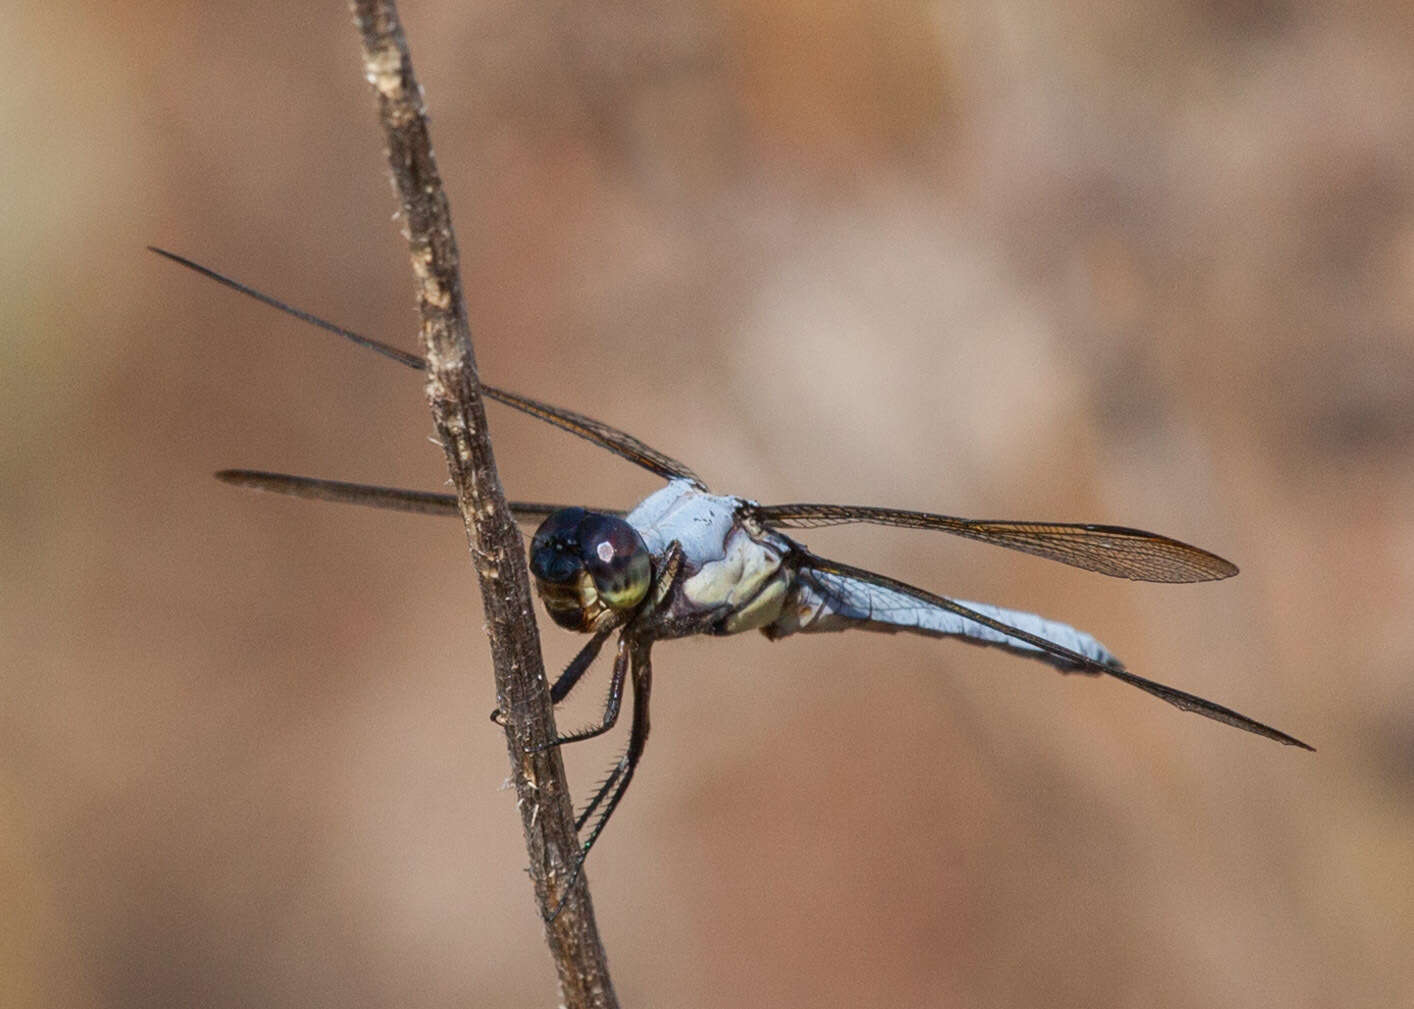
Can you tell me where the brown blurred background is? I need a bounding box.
[5,1,1412,1006]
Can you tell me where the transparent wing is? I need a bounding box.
[151,247,705,487]
[214,470,619,524]
[479,385,706,490]
[795,551,1312,750]
[753,503,1236,583]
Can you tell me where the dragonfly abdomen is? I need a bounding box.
[768,564,1121,673]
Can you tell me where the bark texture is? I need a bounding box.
[349,3,618,1005]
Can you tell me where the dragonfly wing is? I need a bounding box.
[480,385,706,488]
[751,503,1236,582]
[214,470,616,524]
[152,247,705,487]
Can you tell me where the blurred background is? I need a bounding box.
[5,1,1412,1006]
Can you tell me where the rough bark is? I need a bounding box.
[348,3,618,1005]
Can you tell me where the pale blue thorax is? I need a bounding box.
[626,479,791,633]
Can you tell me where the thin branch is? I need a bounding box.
[347,3,618,1005]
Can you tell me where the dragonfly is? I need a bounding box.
[153,246,1311,896]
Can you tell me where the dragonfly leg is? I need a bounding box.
[530,634,630,750]
[651,541,685,608]
[549,626,615,705]
[545,639,653,920]
[572,640,651,835]
[489,623,613,727]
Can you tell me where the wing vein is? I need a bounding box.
[755,503,1237,582]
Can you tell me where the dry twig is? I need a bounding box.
[348,3,618,1004]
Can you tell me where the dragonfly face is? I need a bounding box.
[530,507,653,632]
[152,246,1311,919]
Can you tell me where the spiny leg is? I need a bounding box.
[536,635,631,750]
[546,640,653,919]
[550,626,616,705]
[553,543,678,836]
[572,640,652,840]
[489,624,613,727]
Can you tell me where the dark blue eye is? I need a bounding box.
[577,515,651,610]
[530,507,589,586]
[528,508,651,629]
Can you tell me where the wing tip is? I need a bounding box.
[215,469,280,494]
[214,468,257,486]
[1211,557,1240,580]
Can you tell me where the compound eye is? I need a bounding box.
[578,514,651,611]
[529,508,594,630]
[530,507,589,586]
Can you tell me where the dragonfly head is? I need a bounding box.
[529,508,652,631]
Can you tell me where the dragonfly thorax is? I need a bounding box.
[624,480,795,638]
